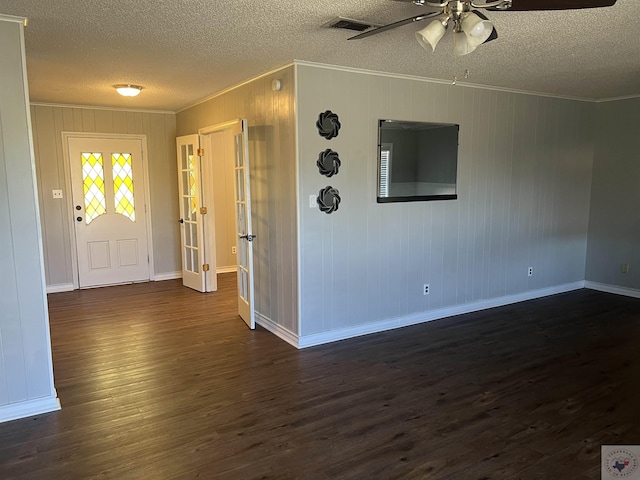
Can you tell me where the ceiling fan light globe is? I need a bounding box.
[470,22,486,37]
[453,31,474,56]
[415,19,446,52]
[461,12,493,45]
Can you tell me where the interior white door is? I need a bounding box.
[176,135,207,292]
[233,120,255,329]
[68,137,150,288]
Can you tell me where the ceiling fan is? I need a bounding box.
[348,0,618,55]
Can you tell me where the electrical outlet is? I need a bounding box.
[423,284,430,295]
[528,267,533,277]
[621,263,630,274]
[52,189,63,199]
[231,246,237,255]
[309,194,317,208]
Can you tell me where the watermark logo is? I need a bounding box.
[602,446,640,479]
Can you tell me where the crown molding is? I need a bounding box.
[29,102,175,115]
[293,60,597,103]
[595,94,640,104]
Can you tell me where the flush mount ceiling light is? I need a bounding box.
[348,0,618,55]
[114,84,143,97]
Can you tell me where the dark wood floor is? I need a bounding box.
[1,275,639,479]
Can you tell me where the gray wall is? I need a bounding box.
[176,65,299,335]
[0,18,57,418]
[30,105,179,287]
[586,98,640,288]
[297,64,595,337]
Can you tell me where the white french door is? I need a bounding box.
[232,120,255,329]
[176,135,209,292]
[67,136,150,288]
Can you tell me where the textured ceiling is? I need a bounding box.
[1,0,637,111]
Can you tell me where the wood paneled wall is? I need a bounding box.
[176,65,299,335]
[296,63,595,338]
[30,105,179,288]
[586,97,640,290]
[0,17,58,421]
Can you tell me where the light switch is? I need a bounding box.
[52,189,63,199]
[309,194,317,208]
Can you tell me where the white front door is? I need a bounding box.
[233,120,255,329]
[68,136,150,288]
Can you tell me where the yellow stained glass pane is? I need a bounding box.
[112,153,135,221]
[188,154,197,215]
[81,153,106,224]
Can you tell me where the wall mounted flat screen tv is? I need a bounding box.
[377,119,459,203]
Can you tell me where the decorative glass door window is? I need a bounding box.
[112,153,135,221]
[81,151,137,224]
[189,153,198,216]
[178,143,201,276]
[81,153,107,224]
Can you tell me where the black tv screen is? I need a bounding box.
[377,119,459,203]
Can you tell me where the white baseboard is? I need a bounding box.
[46,283,75,294]
[255,312,299,349]
[584,281,640,298]
[153,271,182,281]
[48,274,183,288]
[217,266,238,274]
[0,395,61,424]
[298,281,586,349]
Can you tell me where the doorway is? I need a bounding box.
[63,133,153,289]
[176,120,256,329]
[201,128,237,272]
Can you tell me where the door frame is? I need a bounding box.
[198,119,241,282]
[61,132,155,290]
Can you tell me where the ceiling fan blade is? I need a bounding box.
[497,0,616,11]
[348,11,441,40]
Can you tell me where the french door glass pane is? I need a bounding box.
[192,248,199,273]
[235,169,245,202]
[234,135,243,167]
[188,150,197,216]
[236,203,246,235]
[239,237,248,267]
[190,223,198,248]
[185,247,192,271]
[239,267,247,301]
[181,145,188,170]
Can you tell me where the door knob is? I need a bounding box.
[75,205,82,211]
[239,234,256,242]
[178,219,184,224]
[76,216,83,222]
